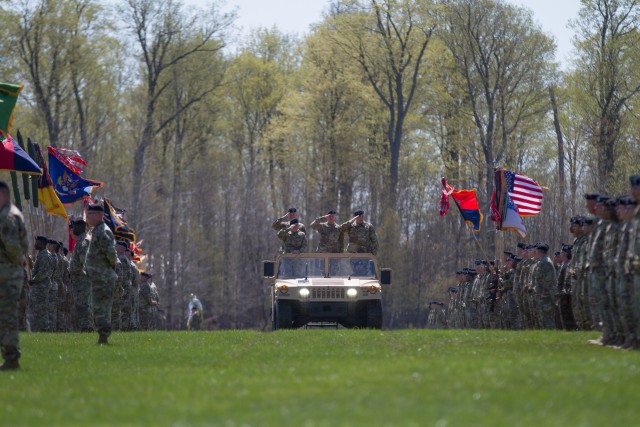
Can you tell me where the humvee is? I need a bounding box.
[263,253,392,330]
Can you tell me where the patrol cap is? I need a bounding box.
[448,286,459,293]
[141,272,152,278]
[570,216,582,225]
[583,217,596,225]
[503,251,513,256]
[71,218,87,226]
[289,218,299,225]
[288,207,297,213]
[554,251,561,257]
[327,210,337,215]
[87,204,104,212]
[630,175,640,186]
[455,270,465,275]
[618,195,637,206]
[535,243,549,253]
[116,241,129,248]
[35,235,48,242]
[604,198,618,208]
[516,242,527,249]
[474,259,488,266]
[584,193,599,200]
[512,256,523,262]
[353,210,364,216]
[47,239,59,246]
[562,245,573,253]
[596,195,610,203]
[465,269,477,275]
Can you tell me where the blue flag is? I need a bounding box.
[48,152,102,204]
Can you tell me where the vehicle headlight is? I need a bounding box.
[278,285,288,294]
[368,285,379,294]
[347,288,358,298]
[299,288,310,298]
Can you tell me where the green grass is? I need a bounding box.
[1,329,639,427]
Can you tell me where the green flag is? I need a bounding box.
[0,82,24,135]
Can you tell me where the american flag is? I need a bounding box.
[504,170,543,216]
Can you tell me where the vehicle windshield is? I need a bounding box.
[278,257,326,279]
[329,257,376,278]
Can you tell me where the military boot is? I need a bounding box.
[0,360,20,371]
[97,334,108,345]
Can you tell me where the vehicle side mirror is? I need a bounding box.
[263,261,275,278]
[380,268,392,286]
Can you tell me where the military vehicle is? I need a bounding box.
[263,253,391,329]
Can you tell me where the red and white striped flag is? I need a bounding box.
[504,170,543,216]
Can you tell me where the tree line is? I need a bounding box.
[1,0,639,329]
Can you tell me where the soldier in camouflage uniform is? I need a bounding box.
[85,204,118,344]
[513,243,527,329]
[531,243,557,329]
[625,176,640,349]
[310,210,340,253]
[110,242,128,331]
[470,260,488,329]
[127,249,140,330]
[53,243,70,331]
[483,262,499,329]
[339,210,378,255]
[557,244,576,330]
[499,255,521,330]
[447,281,462,329]
[602,198,624,345]
[615,195,637,348]
[29,236,55,332]
[138,272,156,330]
[69,219,93,332]
[461,268,477,328]
[578,216,596,329]
[277,218,307,254]
[569,216,587,329]
[0,181,29,370]
[273,208,306,253]
[524,245,540,329]
[426,301,447,329]
[587,196,611,344]
[150,278,161,329]
[46,239,61,331]
[116,242,132,331]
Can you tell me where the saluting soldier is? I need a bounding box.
[339,210,378,255]
[85,204,118,345]
[277,218,307,254]
[69,219,93,332]
[0,181,29,371]
[310,210,340,253]
[29,236,55,332]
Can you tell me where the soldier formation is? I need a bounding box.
[273,208,378,255]
[429,175,640,350]
[0,182,168,371]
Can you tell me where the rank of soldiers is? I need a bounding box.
[427,175,640,350]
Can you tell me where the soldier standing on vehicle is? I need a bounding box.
[339,210,378,255]
[277,218,307,254]
[310,210,340,253]
[85,204,118,345]
[0,181,29,371]
[272,208,306,233]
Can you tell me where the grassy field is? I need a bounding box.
[1,329,639,427]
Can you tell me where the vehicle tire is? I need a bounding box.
[366,300,383,329]
[273,300,293,330]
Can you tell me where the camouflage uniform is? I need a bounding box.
[129,260,140,330]
[447,291,462,329]
[110,253,129,331]
[588,220,608,337]
[272,216,306,253]
[603,221,623,342]
[69,232,93,332]
[458,279,470,329]
[85,222,118,338]
[557,258,576,330]
[310,217,340,253]
[426,304,447,329]
[616,219,636,346]
[0,202,28,364]
[518,258,533,329]
[570,234,588,329]
[533,255,557,329]
[469,272,486,329]
[29,249,55,332]
[339,220,378,255]
[626,211,640,347]
[483,272,499,329]
[500,268,520,329]
[138,280,154,330]
[117,254,132,331]
[150,282,161,330]
[53,253,68,331]
[277,228,308,254]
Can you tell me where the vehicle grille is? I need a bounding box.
[312,287,345,300]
